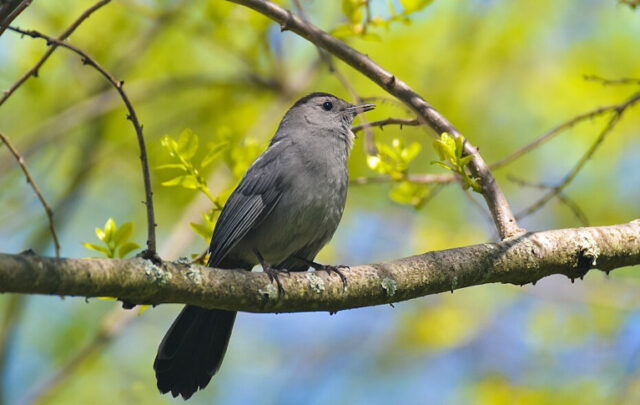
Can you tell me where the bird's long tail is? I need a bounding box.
[154,305,237,399]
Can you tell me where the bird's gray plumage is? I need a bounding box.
[154,92,374,399]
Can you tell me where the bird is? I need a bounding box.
[153,92,375,399]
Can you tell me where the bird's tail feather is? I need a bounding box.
[154,305,237,399]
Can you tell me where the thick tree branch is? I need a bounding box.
[227,0,522,239]
[1,221,638,313]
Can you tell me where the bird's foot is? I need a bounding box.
[314,264,349,290]
[263,266,287,295]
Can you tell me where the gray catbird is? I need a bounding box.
[154,92,375,399]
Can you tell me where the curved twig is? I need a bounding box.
[0,0,111,107]
[0,131,60,257]
[516,91,640,220]
[227,0,523,239]
[8,26,158,256]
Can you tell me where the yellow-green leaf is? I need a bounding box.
[113,222,133,245]
[161,175,199,189]
[177,128,199,160]
[190,221,213,240]
[342,0,363,24]
[95,227,106,242]
[83,242,110,257]
[104,218,116,243]
[400,0,434,14]
[118,241,140,258]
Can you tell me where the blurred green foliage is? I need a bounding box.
[1,0,639,404]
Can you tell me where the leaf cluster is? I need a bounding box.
[82,218,140,258]
[335,0,434,39]
[432,132,481,193]
[367,138,430,207]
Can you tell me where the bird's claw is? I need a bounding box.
[264,266,287,295]
[317,264,349,289]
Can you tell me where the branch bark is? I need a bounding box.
[227,0,523,239]
[2,221,638,313]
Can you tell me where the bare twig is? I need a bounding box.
[350,172,455,186]
[516,92,640,220]
[507,175,589,226]
[0,0,31,37]
[351,117,420,133]
[490,101,635,170]
[8,26,158,257]
[0,131,60,257]
[0,0,111,107]
[463,188,497,238]
[229,0,523,239]
[584,74,640,86]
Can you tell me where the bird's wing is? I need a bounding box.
[207,140,289,267]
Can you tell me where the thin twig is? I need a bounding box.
[350,172,455,186]
[0,0,111,107]
[463,188,499,240]
[8,26,158,257]
[229,0,523,239]
[490,102,634,170]
[583,74,640,86]
[516,91,640,220]
[351,117,420,133]
[0,131,60,257]
[507,175,589,226]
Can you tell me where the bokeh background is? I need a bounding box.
[1,0,640,404]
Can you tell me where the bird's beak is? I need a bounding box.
[346,103,376,115]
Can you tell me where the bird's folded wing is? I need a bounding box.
[206,141,288,267]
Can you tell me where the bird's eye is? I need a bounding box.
[322,101,333,111]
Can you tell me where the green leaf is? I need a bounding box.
[401,142,422,162]
[118,242,140,258]
[455,135,464,160]
[104,218,116,243]
[367,155,381,170]
[331,23,356,38]
[83,242,110,257]
[177,129,199,160]
[155,163,186,170]
[161,175,199,189]
[201,141,228,168]
[137,305,150,316]
[95,227,106,242]
[342,0,363,24]
[190,221,213,240]
[430,161,454,171]
[400,0,434,14]
[459,155,474,167]
[160,135,178,156]
[113,222,133,245]
[389,181,414,205]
